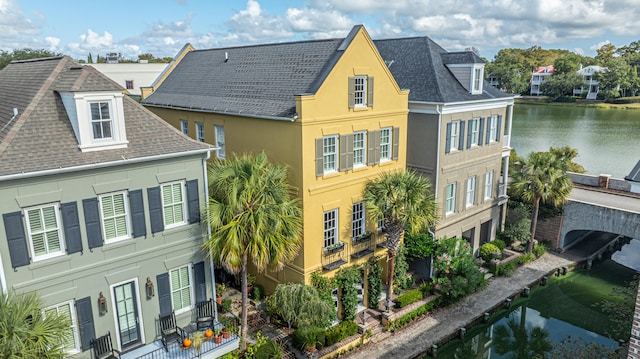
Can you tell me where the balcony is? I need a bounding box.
[351,233,374,259]
[121,320,239,359]
[498,183,507,198]
[322,242,347,271]
[375,232,388,249]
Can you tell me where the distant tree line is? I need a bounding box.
[0,48,172,70]
[485,40,640,100]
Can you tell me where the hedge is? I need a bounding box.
[395,289,423,308]
[388,296,443,332]
[325,320,359,346]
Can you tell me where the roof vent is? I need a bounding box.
[13,107,18,117]
[225,52,229,62]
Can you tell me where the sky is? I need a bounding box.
[2,0,640,62]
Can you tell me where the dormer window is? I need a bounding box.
[60,91,129,152]
[471,66,483,94]
[90,102,112,139]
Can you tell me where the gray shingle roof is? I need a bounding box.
[625,160,640,182]
[374,37,513,103]
[141,34,353,118]
[0,57,211,178]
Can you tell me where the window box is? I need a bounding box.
[353,232,372,243]
[325,242,345,254]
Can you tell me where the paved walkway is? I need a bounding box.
[344,252,576,359]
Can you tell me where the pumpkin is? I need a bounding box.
[205,329,213,338]
[182,337,192,348]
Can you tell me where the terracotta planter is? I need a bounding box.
[216,297,222,305]
[222,330,231,339]
[214,335,223,344]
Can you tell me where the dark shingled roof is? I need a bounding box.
[0,56,211,178]
[141,26,364,118]
[625,160,640,182]
[373,36,513,103]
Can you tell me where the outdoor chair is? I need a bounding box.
[195,298,215,330]
[91,331,121,359]
[159,311,186,351]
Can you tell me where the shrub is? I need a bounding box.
[221,298,232,312]
[388,296,443,331]
[555,96,576,103]
[519,252,536,264]
[419,281,434,297]
[252,284,265,301]
[609,96,640,104]
[325,321,359,346]
[492,239,506,251]
[533,242,548,257]
[480,243,501,262]
[493,260,518,276]
[366,256,383,309]
[253,338,283,359]
[292,326,324,350]
[395,289,423,308]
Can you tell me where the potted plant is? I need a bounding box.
[246,273,256,295]
[192,331,204,354]
[213,327,222,344]
[354,231,372,243]
[221,298,232,313]
[326,242,344,254]
[216,283,226,304]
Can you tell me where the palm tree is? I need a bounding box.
[509,151,573,252]
[363,170,438,311]
[203,152,303,350]
[0,291,72,358]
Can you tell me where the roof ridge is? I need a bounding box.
[192,37,342,52]
[0,57,70,157]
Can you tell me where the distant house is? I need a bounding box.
[88,62,169,99]
[530,65,554,96]
[375,37,515,256]
[573,65,606,100]
[0,57,238,357]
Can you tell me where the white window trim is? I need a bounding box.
[323,208,338,249]
[196,122,205,142]
[450,121,460,151]
[354,76,367,108]
[380,127,392,162]
[161,181,188,229]
[89,101,114,141]
[169,264,195,315]
[352,202,365,240]
[24,203,65,262]
[469,118,480,147]
[353,131,367,167]
[180,120,189,135]
[323,135,339,174]
[99,191,132,244]
[66,92,128,152]
[489,116,498,142]
[214,125,226,159]
[445,183,456,215]
[43,300,80,354]
[485,171,493,199]
[466,176,476,207]
[471,66,484,94]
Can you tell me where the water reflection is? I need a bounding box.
[612,239,640,271]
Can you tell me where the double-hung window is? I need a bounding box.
[323,209,338,248]
[170,264,193,314]
[466,176,476,207]
[162,181,186,228]
[125,80,134,90]
[380,127,392,162]
[214,125,226,159]
[43,301,79,353]
[449,121,460,152]
[473,68,482,92]
[99,191,130,243]
[196,122,205,142]
[488,116,497,143]
[323,135,338,174]
[469,119,479,147]
[180,120,189,135]
[352,202,365,240]
[90,102,112,140]
[353,131,367,167]
[25,203,64,261]
[485,171,493,199]
[353,76,367,107]
[445,183,456,214]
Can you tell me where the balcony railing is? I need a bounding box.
[351,233,374,259]
[498,183,507,198]
[322,242,347,271]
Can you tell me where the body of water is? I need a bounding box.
[428,259,637,359]
[511,103,640,179]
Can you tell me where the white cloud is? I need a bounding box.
[0,0,41,50]
[224,0,293,43]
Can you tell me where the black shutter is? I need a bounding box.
[148,187,164,233]
[193,261,206,303]
[83,198,103,249]
[129,189,146,238]
[61,202,82,254]
[367,77,374,107]
[485,117,491,144]
[445,122,452,154]
[466,121,472,149]
[392,127,400,160]
[458,121,465,151]
[497,115,502,142]
[3,212,30,268]
[348,77,355,108]
[76,296,95,351]
[478,118,485,145]
[157,272,171,316]
[315,138,324,177]
[186,179,200,224]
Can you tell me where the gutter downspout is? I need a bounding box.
[429,104,443,279]
[202,150,219,321]
[0,148,213,182]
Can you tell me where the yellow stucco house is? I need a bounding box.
[141,26,409,300]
